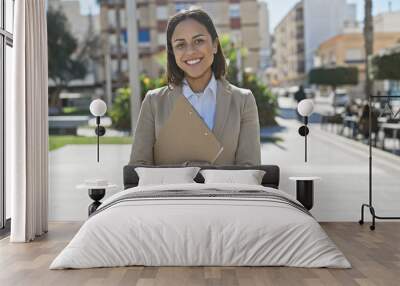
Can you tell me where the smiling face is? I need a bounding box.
[171,19,218,80]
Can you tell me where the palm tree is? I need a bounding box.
[364,0,374,98]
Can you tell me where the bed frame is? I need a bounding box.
[123,165,280,189]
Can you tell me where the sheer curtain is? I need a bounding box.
[7,0,48,242]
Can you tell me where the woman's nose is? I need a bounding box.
[185,43,197,54]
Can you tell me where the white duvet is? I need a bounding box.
[50,183,351,269]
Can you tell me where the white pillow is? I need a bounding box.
[135,167,200,186]
[200,169,266,185]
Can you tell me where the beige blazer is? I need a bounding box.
[129,77,261,166]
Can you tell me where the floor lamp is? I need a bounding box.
[297,99,314,162]
[89,99,107,162]
[359,94,400,230]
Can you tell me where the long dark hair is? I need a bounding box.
[166,9,227,87]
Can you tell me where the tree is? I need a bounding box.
[372,52,400,80]
[220,34,277,126]
[108,87,131,130]
[364,0,374,98]
[309,67,359,112]
[47,6,86,108]
[309,67,359,87]
[241,72,278,126]
[219,34,246,86]
[109,75,167,130]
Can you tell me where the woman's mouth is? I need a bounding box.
[185,58,202,66]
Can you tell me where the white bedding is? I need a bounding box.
[50,183,351,269]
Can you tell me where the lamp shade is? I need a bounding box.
[90,99,107,117]
[297,99,314,117]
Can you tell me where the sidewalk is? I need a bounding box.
[261,116,400,221]
[49,144,131,221]
[49,116,400,222]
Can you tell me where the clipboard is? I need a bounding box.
[154,95,224,165]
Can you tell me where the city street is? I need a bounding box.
[49,109,400,222]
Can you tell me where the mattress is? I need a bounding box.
[50,183,351,269]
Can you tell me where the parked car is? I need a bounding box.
[329,89,349,107]
[304,88,316,99]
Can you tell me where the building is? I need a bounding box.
[258,1,271,75]
[316,32,400,98]
[272,1,304,87]
[272,0,356,87]
[99,0,263,103]
[374,11,400,33]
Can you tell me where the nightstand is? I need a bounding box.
[289,177,321,210]
[77,181,118,216]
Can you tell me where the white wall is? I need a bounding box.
[374,11,400,32]
[303,0,347,72]
[258,1,271,70]
[259,1,271,49]
[345,3,357,24]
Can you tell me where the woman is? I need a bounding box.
[358,103,379,145]
[129,9,261,166]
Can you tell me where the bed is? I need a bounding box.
[50,164,350,269]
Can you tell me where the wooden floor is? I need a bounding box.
[1,222,400,286]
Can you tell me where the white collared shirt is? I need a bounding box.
[182,73,217,130]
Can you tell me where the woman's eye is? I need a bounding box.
[194,39,204,45]
[176,43,185,49]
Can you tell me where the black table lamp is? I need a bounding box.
[297,99,314,162]
[89,99,107,162]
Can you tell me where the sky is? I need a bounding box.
[79,0,400,33]
[79,0,100,15]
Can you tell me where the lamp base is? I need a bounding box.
[88,188,106,216]
[359,203,400,231]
